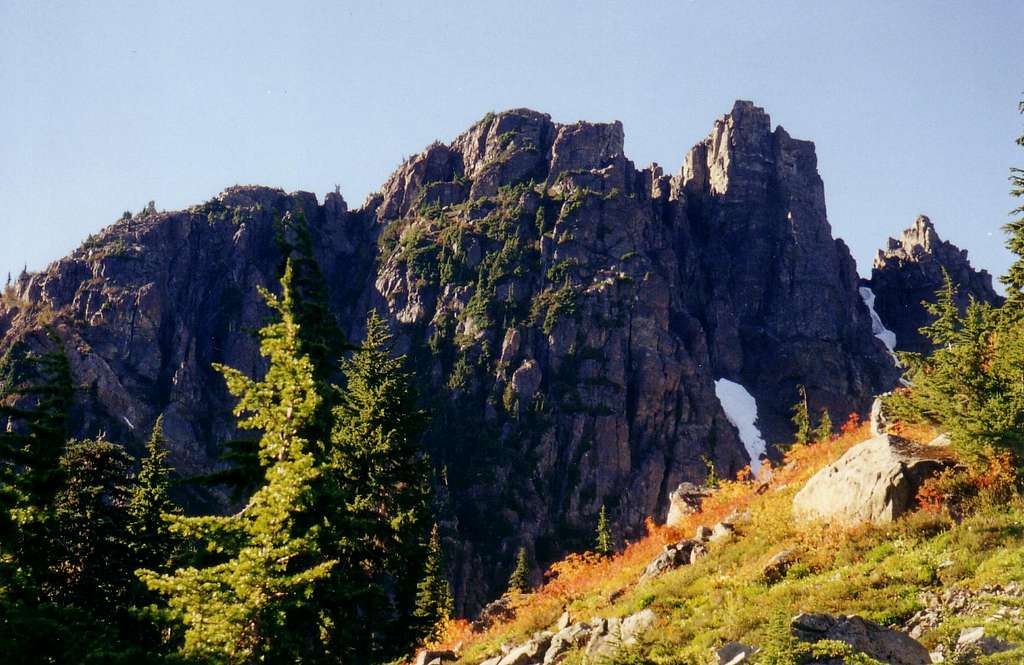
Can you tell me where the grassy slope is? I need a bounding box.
[432,423,1024,664]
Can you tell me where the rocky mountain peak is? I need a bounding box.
[0,101,904,613]
[866,215,1003,354]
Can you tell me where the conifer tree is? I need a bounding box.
[0,332,73,595]
[790,385,811,446]
[127,416,181,572]
[413,524,453,644]
[595,504,614,557]
[320,309,431,660]
[140,260,337,664]
[1001,99,1024,310]
[506,547,530,594]
[815,409,833,444]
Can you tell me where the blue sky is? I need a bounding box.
[2,1,1022,287]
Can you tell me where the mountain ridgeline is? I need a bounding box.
[0,101,997,613]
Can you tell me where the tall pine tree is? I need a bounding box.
[320,309,432,661]
[595,505,614,557]
[413,524,453,645]
[1001,98,1024,310]
[790,385,811,446]
[140,261,337,664]
[127,416,181,573]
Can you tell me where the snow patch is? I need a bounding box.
[859,286,898,355]
[714,379,766,474]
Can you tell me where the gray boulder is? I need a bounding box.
[585,609,657,659]
[791,612,931,665]
[640,540,701,581]
[717,641,757,664]
[666,482,711,527]
[792,434,951,525]
[496,631,553,665]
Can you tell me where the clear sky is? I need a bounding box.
[2,1,1022,288]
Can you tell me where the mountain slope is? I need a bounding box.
[0,102,899,612]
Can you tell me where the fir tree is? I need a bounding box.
[1001,98,1024,310]
[0,332,73,596]
[595,504,614,557]
[140,260,337,664]
[127,416,181,572]
[506,547,530,594]
[815,409,833,444]
[790,385,811,446]
[413,524,453,644]
[320,309,431,661]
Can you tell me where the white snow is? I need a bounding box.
[859,286,898,355]
[714,379,766,474]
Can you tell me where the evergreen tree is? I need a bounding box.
[790,385,811,446]
[320,309,431,660]
[413,524,453,644]
[140,260,337,664]
[1001,99,1024,310]
[595,504,614,557]
[0,332,73,596]
[506,547,530,594]
[50,438,135,613]
[127,416,181,572]
[815,409,833,444]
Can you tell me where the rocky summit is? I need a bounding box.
[1,101,907,612]
[865,214,1003,354]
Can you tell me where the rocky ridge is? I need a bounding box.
[865,215,1003,355]
[1,101,901,612]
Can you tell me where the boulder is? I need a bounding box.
[761,549,797,583]
[414,650,456,665]
[717,641,757,664]
[497,631,553,665]
[870,396,889,437]
[694,525,713,542]
[640,539,701,581]
[791,612,931,665]
[544,623,592,664]
[585,609,656,659]
[792,434,952,525]
[709,522,736,542]
[666,482,712,526]
[956,626,1016,657]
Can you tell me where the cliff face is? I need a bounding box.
[866,215,1003,354]
[0,101,899,613]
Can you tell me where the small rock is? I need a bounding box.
[957,625,1016,656]
[717,641,757,664]
[497,631,553,665]
[640,539,701,581]
[761,549,797,583]
[666,482,711,526]
[556,610,571,630]
[694,525,712,541]
[709,522,735,543]
[414,650,455,665]
[544,623,592,664]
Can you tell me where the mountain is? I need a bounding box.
[0,101,900,613]
[863,215,1004,355]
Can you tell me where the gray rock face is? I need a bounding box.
[867,215,1003,355]
[792,434,952,525]
[0,102,901,614]
[791,613,931,665]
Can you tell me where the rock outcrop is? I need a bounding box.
[0,102,901,613]
[791,612,931,665]
[865,215,1003,354]
[792,434,953,525]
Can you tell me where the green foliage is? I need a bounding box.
[790,385,811,447]
[595,505,614,557]
[413,524,453,644]
[1001,98,1024,309]
[140,260,338,664]
[815,409,833,443]
[127,417,181,573]
[702,455,720,489]
[322,309,433,660]
[507,547,530,594]
[886,272,1024,463]
[529,285,579,335]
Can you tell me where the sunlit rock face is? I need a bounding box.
[0,102,900,613]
